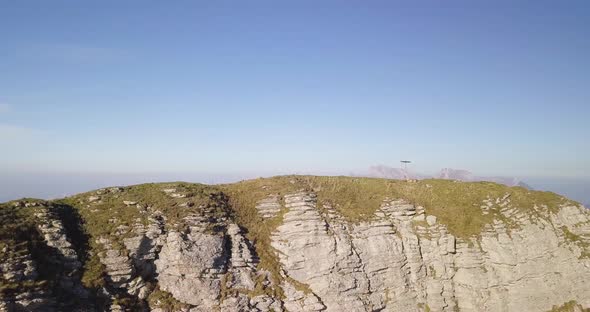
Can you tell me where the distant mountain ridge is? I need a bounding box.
[436,168,532,189]
[364,165,532,189]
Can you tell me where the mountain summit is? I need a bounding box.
[1,176,589,311]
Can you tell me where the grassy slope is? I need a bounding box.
[0,175,581,305]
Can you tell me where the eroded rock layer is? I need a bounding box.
[1,177,589,311]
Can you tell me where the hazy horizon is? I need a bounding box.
[1,168,589,207]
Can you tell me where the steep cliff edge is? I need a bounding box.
[1,176,589,312]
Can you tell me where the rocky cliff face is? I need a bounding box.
[1,176,589,312]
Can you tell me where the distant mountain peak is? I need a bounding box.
[364,165,531,189]
[367,164,427,180]
[437,168,474,181]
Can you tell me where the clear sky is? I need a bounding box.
[1,1,589,179]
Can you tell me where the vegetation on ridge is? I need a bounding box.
[560,226,590,259]
[223,175,575,238]
[57,182,230,307]
[548,300,590,312]
[0,175,582,308]
[221,175,577,298]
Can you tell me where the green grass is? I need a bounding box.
[560,226,590,259]
[221,179,293,298]
[417,303,431,312]
[80,252,107,289]
[548,300,590,312]
[147,286,191,311]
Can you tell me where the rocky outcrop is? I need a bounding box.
[0,242,54,311]
[450,203,590,312]
[153,213,276,311]
[123,213,165,280]
[33,205,89,300]
[34,207,81,268]
[0,201,92,311]
[271,194,429,311]
[155,224,226,308]
[269,192,590,312]
[2,179,590,311]
[256,195,282,219]
[96,237,135,289]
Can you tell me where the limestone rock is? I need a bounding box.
[34,207,81,270]
[256,195,282,219]
[87,196,100,203]
[2,181,590,312]
[155,229,226,308]
[96,238,134,288]
[269,192,590,311]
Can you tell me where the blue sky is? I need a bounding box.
[1,1,589,181]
